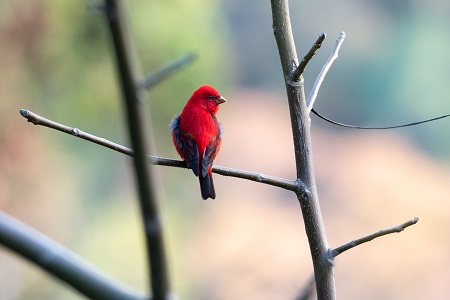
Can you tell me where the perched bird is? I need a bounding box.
[171,85,226,200]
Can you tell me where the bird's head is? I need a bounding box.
[188,85,226,114]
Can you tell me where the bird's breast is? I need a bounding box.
[180,110,220,152]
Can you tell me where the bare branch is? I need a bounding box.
[19,109,298,191]
[330,217,419,257]
[0,212,148,300]
[148,156,298,191]
[103,1,171,298]
[137,52,197,91]
[20,109,133,156]
[290,33,326,82]
[307,32,346,112]
[271,0,335,299]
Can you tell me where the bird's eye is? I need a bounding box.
[207,95,214,100]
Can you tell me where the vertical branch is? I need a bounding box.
[270,0,335,299]
[103,1,171,299]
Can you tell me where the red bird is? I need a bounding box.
[171,85,226,200]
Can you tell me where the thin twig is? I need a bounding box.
[0,212,148,300]
[19,109,298,191]
[103,1,171,299]
[330,217,419,257]
[19,109,133,156]
[137,52,197,91]
[307,32,346,112]
[290,33,326,82]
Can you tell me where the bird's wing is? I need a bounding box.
[171,116,200,176]
[201,122,223,177]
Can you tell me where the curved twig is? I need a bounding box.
[307,32,346,112]
[330,217,419,257]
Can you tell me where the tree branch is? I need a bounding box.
[0,212,148,300]
[270,0,335,299]
[137,52,197,91]
[19,109,133,156]
[307,32,346,112]
[19,109,298,191]
[103,1,171,299]
[290,33,326,82]
[330,217,419,258]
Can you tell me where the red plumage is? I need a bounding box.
[171,85,226,200]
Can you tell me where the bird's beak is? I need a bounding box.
[215,96,226,105]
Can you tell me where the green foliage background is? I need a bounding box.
[0,1,231,299]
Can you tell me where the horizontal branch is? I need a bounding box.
[19,109,298,192]
[0,212,148,300]
[330,217,419,257]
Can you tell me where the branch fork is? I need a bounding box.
[290,32,326,83]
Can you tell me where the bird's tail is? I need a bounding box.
[199,173,216,200]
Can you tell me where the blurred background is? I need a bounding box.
[0,0,450,299]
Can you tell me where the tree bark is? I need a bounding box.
[270,0,336,298]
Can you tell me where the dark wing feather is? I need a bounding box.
[201,120,223,177]
[202,144,217,177]
[171,115,200,176]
